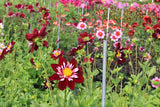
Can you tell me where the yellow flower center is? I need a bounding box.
[80,24,85,28]
[33,37,40,43]
[63,68,73,77]
[1,44,5,48]
[7,45,11,50]
[158,35,160,39]
[98,32,103,37]
[116,51,120,58]
[54,52,60,56]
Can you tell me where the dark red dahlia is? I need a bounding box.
[15,4,24,9]
[128,30,135,37]
[152,23,160,40]
[25,27,48,53]
[132,23,139,28]
[78,32,95,45]
[19,13,25,18]
[114,42,126,65]
[0,49,6,60]
[8,11,14,17]
[67,44,84,56]
[143,16,152,24]
[49,57,84,90]
[5,41,16,54]
[115,50,126,65]
[50,49,64,60]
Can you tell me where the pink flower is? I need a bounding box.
[110,34,118,42]
[8,11,14,17]
[152,77,160,88]
[144,53,152,61]
[114,29,122,39]
[94,47,99,52]
[125,39,130,44]
[15,4,24,9]
[96,30,105,39]
[77,22,87,30]
[139,47,145,51]
[80,3,86,8]
[113,42,123,49]
[19,13,25,18]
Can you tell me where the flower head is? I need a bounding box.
[144,53,152,61]
[110,34,118,42]
[114,29,122,39]
[77,22,87,30]
[96,30,105,39]
[67,44,84,56]
[50,49,64,60]
[78,32,94,45]
[152,77,160,88]
[139,47,145,51]
[25,27,48,53]
[0,43,6,49]
[5,40,16,53]
[49,57,84,90]
[0,23,4,29]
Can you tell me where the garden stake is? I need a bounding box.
[6,6,8,15]
[57,2,58,11]
[102,40,107,107]
[102,8,110,107]
[146,9,148,16]
[57,17,61,49]
[44,0,45,6]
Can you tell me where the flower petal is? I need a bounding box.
[32,28,38,37]
[69,58,77,69]
[51,64,59,72]
[49,74,60,81]
[68,81,75,90]
[59,57,67,66]
[74,75,84,83]
[58,79,67,90]
[39,26,47,38]
[77,67,83,75]
[26,33,34,41]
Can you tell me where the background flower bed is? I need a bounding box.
[0,0,160,107]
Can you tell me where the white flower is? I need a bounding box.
[0,23,4,29]
[77,22,87,30]
[96,30,105,39]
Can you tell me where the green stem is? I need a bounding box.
[64,89,67,107]
[129,55,134,74]
[120,79,122,107]
[135,45,138,76]
[131,85,136,107]
[124,87,129,107]
[143,75,150,101]
[42,64,55,106]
